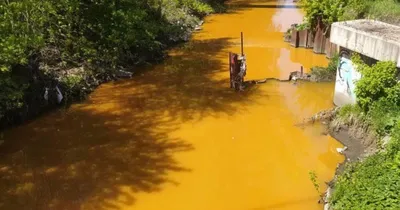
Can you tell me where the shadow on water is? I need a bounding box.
[127,37,264,121]
[0,109,193,210]
[0,38,264,209]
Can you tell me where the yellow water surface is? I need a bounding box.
[0,0,344,210]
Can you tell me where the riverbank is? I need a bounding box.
[0,0,227,130]
[301,107,377,170]
[301,108,375,209]
[306,104,400,209]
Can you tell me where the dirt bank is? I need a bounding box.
[303,108,380,209]
[303,108,378,165]
[0,15,209,131]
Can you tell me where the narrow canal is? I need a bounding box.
[0,0,344,209]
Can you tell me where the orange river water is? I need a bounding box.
[0,0,344,210]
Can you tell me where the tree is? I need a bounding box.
[300,0,349,34]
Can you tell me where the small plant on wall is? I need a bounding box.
[296,22,310,31]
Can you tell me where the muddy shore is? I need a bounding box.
[304,108,379,209]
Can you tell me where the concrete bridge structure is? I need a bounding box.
[330,19,400,106]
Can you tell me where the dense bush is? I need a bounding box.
[368,100,400,136]
[0,72,27,119]
[301,0,400,31]
[330,121,400,209]
[343,0,400,24]
[334,55,400,136]
[352,54,400,111]
[0,0,225,122]
[330,148,400,209]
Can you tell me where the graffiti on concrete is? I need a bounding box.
[334,56,361,106]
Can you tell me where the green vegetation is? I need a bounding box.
[330,125,400,209]
[299,0,400,81]
[352,54,400,112]
[295,23,310,31]
[300,0,350,33]
[329,55,400,209]
[0,72,27,119]
[309,171,324,201]
[300,0,400,32]
[309,54,339,81]
[343,0,400,24]
[284,28,293,41]
[0,0,226,124]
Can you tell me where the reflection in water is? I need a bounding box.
[0,1,343,210]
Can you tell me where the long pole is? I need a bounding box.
[229,52,232,88]
[241,32,244,56]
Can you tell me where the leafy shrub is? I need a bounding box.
[61,74,84,91]
[330,152,400,209]
[330,53,400,210]
[296,22,310,30]
[0,72,27,119]
[387,122,400,157]
[353,54,399,111]
[0,0,47,72]
[368,99,400,136]
[0,0,224,121]
[310,54,339,81]
[181,0,214,16]
[327,54,340,72]
[331,122,400,209]
[300,0,350,32]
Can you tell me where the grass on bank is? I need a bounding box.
[343,0,400,25]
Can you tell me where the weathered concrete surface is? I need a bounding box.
[313,28,327,54]
[291,28,299,47]
[327,42,338,58]
[333,56,361,107]
[331,19,400,67]
[307,31,314,48]
[325,38,338,58]
[298,29,308,47]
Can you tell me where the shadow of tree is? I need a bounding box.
[115,37,264,121]
[0,108,192,210]
[0,37,264,209]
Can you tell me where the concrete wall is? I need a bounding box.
[333,57,362,107]
[331,20,400,106]
[331,20,400,67]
